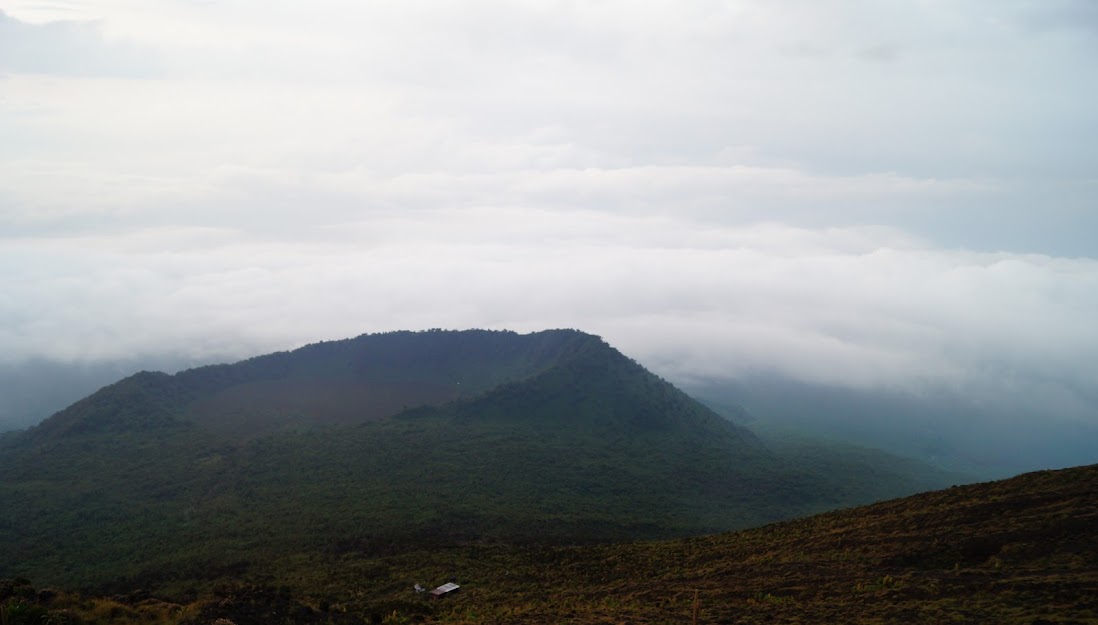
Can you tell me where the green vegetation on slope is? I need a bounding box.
[0,329,960,595]
[3,463,1096,625]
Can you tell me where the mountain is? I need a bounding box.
[0,329,958,592]
[20,329,584,441]
[4,463,1095,625]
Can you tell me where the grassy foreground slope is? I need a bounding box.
[2,463,1095,625]
[297,462,1098,625]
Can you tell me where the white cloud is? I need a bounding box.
[0,0,1096,429]
[2,214,1096,427]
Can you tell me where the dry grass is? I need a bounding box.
[4,464,1097,624]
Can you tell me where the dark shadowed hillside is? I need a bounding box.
[20,329,582,441]
[0,329,958,593]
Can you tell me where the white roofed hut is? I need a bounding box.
[429,582,460,600]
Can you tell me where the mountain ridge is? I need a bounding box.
[0,328,961,592]
[19,328,593,442]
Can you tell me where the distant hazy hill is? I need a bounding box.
[0,329,957,591]
[687,374,1098,478]
[0,356,196,433]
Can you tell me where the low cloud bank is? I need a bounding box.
[2,1,1095,441]
[2,213,1095,431]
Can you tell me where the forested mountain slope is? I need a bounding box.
[0,329,957,592]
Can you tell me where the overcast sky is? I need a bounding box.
[2,0,1096,426]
